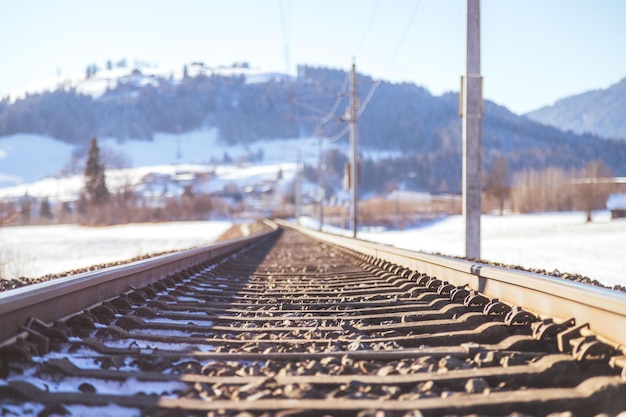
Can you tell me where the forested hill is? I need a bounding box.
[526,77,626,140]
[2,65,626,188]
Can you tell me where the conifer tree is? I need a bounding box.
[84,137,109,206]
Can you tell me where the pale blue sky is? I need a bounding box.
[1,0,625,114]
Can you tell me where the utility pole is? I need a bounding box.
[295,148,302,224]
[348,61,359,238]
[317,124,325,231]
[461,0,483,259]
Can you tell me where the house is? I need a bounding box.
[607,193,626,219]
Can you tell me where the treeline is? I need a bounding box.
[0,71,309,144]
[3,187,233,227]
[1,138,237,227]
[510,162,614,220]
[0,90,96,144]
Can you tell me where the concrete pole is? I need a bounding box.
[295,148,302,224]
[462,0,482,259]
[349,62,359,238]
[318,133,325,231]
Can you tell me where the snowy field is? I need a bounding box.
[2,211,625,289]
[0,130,330,188]
[0,221,232,279]
[305,210,626,289]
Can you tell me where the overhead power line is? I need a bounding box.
[385,0,422,71]
[355,0,381,57]
[354,1,422,119]
[319,72,350,125]
[278,0,292,75]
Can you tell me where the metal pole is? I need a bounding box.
[318,133,324,231]
[462,0,482,259]
[295,148,301,224]
[349,62,359,238]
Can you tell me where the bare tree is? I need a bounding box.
[510,167,575,213]
[485,155,509,215]
[574,161,613,222]
[20,193,32,225]
[100,146,132,170]
[39,197,52,220]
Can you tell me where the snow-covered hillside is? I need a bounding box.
[7,63,289,103]
[0,129,329,201]
[0,161,299,203]
[0,135,76,186]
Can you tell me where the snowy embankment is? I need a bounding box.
[0,130,322,190]
[2,211,625,289]
[302,210,626,289]
[0,221,232,280]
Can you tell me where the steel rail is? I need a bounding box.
[280,220,626,351]
[0,221,279,345]
[1,222,625,415]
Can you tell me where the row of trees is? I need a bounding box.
[5,138,235,226]
[79,138,232,225]
[481,156,614,222]
[509,161,613,221]
[85,59,129,79]
[8,189,230,226]
[6,154,615,229]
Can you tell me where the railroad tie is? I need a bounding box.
[1,227,625,416]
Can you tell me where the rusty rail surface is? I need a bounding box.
[0,221,625,416]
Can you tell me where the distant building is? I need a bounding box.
[607,193,626,219]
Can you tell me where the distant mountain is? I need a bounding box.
[526,77,626,140]
[2,64,626,195]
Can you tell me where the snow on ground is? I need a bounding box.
[0,129,315,203]
[2,132,625,288]
[0,221,232,280]
[2,211,625,289]
[0,135,76,186]
[99,130,324,167]
[302,210,626,289]
[0,162,298,202]
[0,129,326,189]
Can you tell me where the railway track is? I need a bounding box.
[1,221,625,416]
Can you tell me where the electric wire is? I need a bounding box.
[325,125,350,143]
[319,73,350,125]
[355,1,422,118]
[385,0,422,72]
[282,2,422,142]
[358,79,381,117]
[278,0,292,75]
[354,0,381,58]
